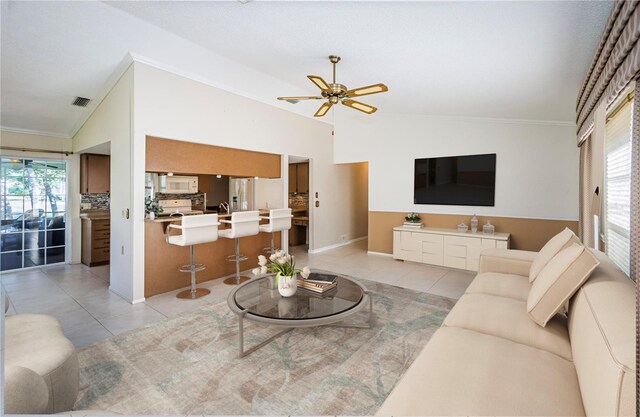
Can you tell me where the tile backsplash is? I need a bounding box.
[289,194,308,208]
[81,193,110,212]
[155,193,205,207]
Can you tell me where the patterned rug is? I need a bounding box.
[74,278,455,415]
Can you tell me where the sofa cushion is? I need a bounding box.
[5,313,62,337]
[376,327,585,416]
[528,244,599,326]
[4,365,49,414]
[5,314,79,414]
[529,227,581,282]
[478,248,537,276]
[464,272,530,301]
[443,293,572,360]
[568,250,636,417]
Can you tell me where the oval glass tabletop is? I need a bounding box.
[232,274,364,320]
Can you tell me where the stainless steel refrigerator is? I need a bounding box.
[229,177,255,211]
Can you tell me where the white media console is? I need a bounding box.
[393,226,510,272]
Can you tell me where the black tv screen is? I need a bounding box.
[414,153,496,206]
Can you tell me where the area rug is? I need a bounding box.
[74,278,455,415]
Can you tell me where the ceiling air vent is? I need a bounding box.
[72,96,91,107]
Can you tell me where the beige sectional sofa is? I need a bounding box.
[377,245,636,416]
[4,312,79,414]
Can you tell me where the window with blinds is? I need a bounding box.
[604,97,633,276]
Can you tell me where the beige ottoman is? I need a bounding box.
[5,314,79,414]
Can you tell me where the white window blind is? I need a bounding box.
[604,98,632,276]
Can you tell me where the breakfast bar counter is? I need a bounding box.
[144,216,279,297]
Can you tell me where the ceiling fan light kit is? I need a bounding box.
[278,55,388,117]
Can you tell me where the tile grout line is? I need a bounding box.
[40,268,115,337]
[143,301,169,318]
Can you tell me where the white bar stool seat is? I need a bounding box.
[218,211,260,285]
[259,208,293,254]
[166,213,220,299]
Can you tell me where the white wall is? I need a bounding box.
[73,65,134,301]
[254,178,284,210]
[132,62,363,301]
[334,113,579,220]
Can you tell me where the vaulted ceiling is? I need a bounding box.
[1,1,612,138]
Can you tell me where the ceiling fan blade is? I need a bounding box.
[307,75,331,92]
[277,96,324,103]
[346,83,388,98]
[342,99,377,114]
[314,102,333,117]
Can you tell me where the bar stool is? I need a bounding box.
[218,211,260,285]
[259,208,293,254]
[166,214,220,299]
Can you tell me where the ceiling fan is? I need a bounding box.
[277,55,388,117]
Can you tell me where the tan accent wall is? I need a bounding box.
[146,136,281,178]
[349,162,369,239]
[368,211,579,254]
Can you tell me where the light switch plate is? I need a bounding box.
[81,203,91,210]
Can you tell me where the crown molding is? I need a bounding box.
[68,53,136,138]
[366,111,577,127]
[0,126,72,139]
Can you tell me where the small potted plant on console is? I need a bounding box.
[404,212,423,229]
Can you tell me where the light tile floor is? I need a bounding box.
[1,239,474,347]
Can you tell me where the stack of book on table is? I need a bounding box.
[297,272,338,294]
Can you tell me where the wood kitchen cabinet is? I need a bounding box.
[80,154,110,194]
[288,162,309,194]
[81,217,110,266]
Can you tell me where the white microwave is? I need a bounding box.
[159,175,198,194]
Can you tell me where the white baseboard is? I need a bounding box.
[367,251,393,257]
[309,236,367,254]
[109,285,145,304]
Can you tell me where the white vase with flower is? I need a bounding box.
[252,251,311,297]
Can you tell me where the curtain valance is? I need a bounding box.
[576,1,640,145]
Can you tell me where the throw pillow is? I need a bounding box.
[529,227,581,282]
[527,243,599,327]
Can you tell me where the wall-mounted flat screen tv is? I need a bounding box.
[414,153,496,206]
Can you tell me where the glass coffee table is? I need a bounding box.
[227,272,372,357]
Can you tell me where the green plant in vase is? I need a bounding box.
[145,196,163,219]
[405,212,421,223]
[253,251,311,297]
[252,251,310,282]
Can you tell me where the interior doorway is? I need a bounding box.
[288,155,310,253]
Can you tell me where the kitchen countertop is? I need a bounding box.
[146,210,274,223]
[80,210,110,220]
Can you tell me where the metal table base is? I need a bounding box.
[232,289,373,358]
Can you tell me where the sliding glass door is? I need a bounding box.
[0,157,67,271]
